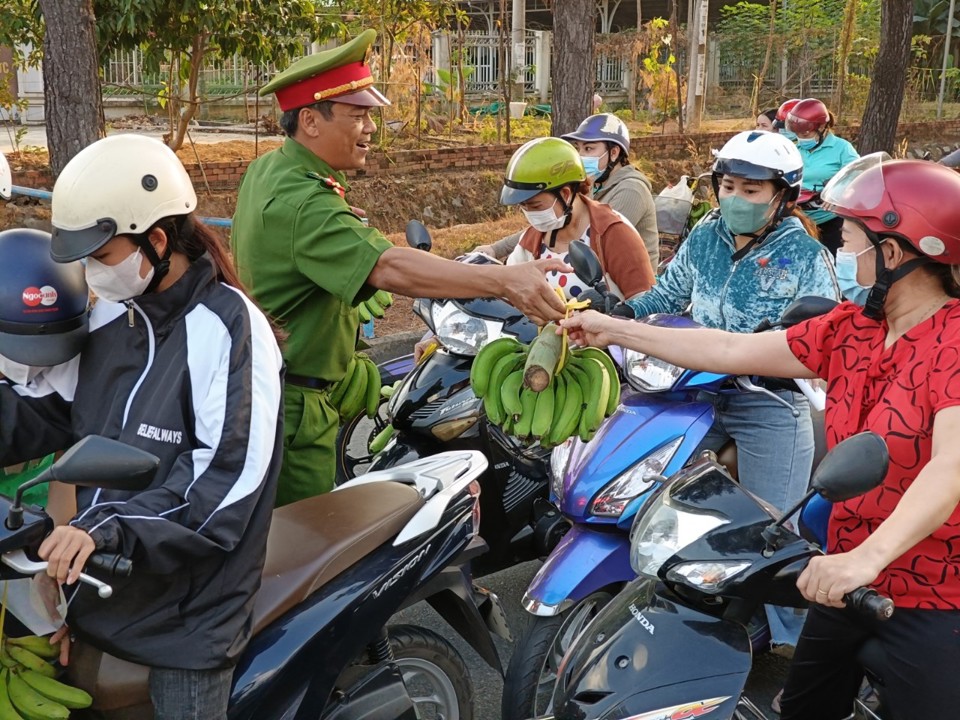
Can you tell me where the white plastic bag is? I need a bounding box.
[655,177,695,236]
[2,576,67,636]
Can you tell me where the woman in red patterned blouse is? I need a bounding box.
[560,155,960,719]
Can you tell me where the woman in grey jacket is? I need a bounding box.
[478,114,659,268]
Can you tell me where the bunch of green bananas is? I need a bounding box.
[0,635,92,718]
[358,290,394,323]
[470,338,620,447]
[329,352,382,422]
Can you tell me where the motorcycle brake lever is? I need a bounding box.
[1,549,114,598]
[735,377,801,418]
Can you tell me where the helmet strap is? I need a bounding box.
[861,233,931,320]
[555,188,575,229]
[133,229,172,294]
[592,146,616,189]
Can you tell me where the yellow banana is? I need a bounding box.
[3,650,52,680]
[369,423,395,454]
[330,355,358,408]
[17,671,91,711]
[513,388,539,439]
[500,370,525,419]
[3,641,54,662]
[548,372,584,446]
[531,383,555,440]
[358,301,372,323]
[374,290,394,307]
[0,670,22,720]
[470,338,522,399]
[363,358,382,418]
[575,348,621,416]
[6,671,68,720]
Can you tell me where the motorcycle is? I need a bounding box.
[501,248,834,718]
[336,220,557,577]
[0,435,507,720]
[547,430,894,720]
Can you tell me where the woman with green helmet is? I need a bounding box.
[501,137,655,302]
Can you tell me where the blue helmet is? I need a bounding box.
[0,229,89,366]
[561,114,631,156]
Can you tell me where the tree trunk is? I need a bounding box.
[38,0,104,175]
[551,0,596,136]
[857,0,912,154]
[834,0,860,125]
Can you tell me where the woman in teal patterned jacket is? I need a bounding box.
[626,130,839,652]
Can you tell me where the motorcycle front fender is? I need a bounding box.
[552,577,751,720]
[523,525,634,616]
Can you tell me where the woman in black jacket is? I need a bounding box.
[0,134,284,720]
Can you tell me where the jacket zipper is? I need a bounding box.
[718,256,741,328]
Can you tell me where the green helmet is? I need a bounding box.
[500,137,586,205]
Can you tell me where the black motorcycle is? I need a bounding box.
[336,221,560,577]
[546,430,895,720]
[0,435,507,720]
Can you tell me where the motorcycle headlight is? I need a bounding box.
[590,437,683,517]
[550,439,574,499]
[629,486,728,577]
[622,349,684,392]
[432,302,504,356]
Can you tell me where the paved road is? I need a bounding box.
[394,559,790,719]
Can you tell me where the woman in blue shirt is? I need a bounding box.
[786,98,860,256]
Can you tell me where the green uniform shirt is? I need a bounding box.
[231,138,393,381]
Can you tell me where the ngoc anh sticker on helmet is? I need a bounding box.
[21,286,59,308]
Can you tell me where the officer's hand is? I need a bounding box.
[558,310,618,349]
[39,525,96,586]
[502,258,570,324]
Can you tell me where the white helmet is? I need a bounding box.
[0,153,11,200]
[711,130,804,202]
[50,134,197,262]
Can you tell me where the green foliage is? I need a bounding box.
[0,0,43,67]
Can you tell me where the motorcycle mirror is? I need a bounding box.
[779,296,839,328]
[568,240,603,287]
[406,220,433,252]
[7,436,159,530]
[811,431,889,502]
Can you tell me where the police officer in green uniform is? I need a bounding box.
[232,30,568,506]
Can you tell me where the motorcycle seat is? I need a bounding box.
[252,480,425,634]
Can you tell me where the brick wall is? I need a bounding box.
[13,119,960,193]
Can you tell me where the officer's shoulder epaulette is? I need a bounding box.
[306,171,346,198]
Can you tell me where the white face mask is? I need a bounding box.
[85,248,155,302]
[0,355,45,386]
[522,199,567,232]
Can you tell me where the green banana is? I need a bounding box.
[0,671,22,720]
[358,301,372,323]
[3,641,54,662]
[380,380,400,399]
[330,355,358,407]
[484,351,525,424]
[17,671,91,710]
[6,670,68,720]
[551,374,567,430]
[575,348,621,417]
[363,358,382,418]
[500,370,525,419]
[470,338,522,399]
[0,648,16,671]
[364,297,386,319]
[3,650,52,680]
[531,383,556,440]
[338,359,369,421]
[369,423,395,454]
[575,358,610,441]
[548,372,583,446]
[513,388,539,439]
[374,289,394,307]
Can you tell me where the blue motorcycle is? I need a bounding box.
[501,296,833,720]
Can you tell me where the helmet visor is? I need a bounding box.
[821,152,892,216]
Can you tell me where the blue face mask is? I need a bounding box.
[580,152,608,180]
[780,129,798,143]
[718,195,773,236]
[797,138,817,150]
[835,246,875,305]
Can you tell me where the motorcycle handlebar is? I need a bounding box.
[843,587,894,621]
[86,552,133,578]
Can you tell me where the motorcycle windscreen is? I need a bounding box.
[552,577,751,720]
